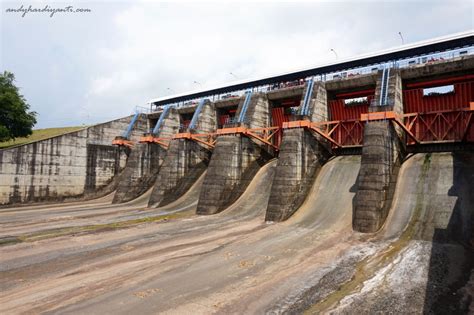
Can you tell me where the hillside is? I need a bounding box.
[0,127,85,149]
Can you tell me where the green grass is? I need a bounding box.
[0,127,85,149]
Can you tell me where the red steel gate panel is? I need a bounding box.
[328,95,373,147]
[329,99,369,121]
[218,114,230,128]
[271,107,291,147]
[404,81,474,113]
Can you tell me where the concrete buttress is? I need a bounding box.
[353,69,405,233]
[196,93,273,215]
[148,100,216,207]
[265,81,331,222]
[112,108,180,204]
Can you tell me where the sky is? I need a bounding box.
[1,0,473,128]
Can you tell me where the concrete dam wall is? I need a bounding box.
[0,115,147,206]
[0,55,472,235]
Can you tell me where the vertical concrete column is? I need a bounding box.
[265,82,331,222]
[191,100,218,133]
[112,108,180,204]
[353,70,405,233]
[240,92,271,129]
[148,101,217,207]
[196,93,272,215]
[307,82,329,122]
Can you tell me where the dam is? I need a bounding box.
[0,32,473,313]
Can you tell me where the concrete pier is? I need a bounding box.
[112,108,180,204]
[196,93,273,215]
[353,69,405,233]
[265,81,331,222]
[148,100,216,207]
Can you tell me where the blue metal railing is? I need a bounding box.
[152,105,172,135]
[237,90,253,123]
[383,66,391,106]
[299,78,314,116]
[376,65,392,106]
[121,111,141,139]
[189,99,207,130]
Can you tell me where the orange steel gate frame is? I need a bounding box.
[115,104,473,149]
[402,109,473,143]
[216,126,281,150]
[138,135,171,148]
[361,105,474,145]
[283,120,365,148]
[124,126,282,151]
[284,104,473,148]
[139,132,218,149]
[112,137,134,148]
[172,132,217,148]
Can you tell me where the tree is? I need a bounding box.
[0,71,37,142]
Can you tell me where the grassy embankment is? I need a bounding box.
[0,127,84,149]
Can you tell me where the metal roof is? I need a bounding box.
[149,31,474,106]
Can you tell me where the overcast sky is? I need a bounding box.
[1,0,473,128]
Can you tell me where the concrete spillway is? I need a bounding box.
[215,159,277,219]
[0,172,205,238]
[286,155,359,228]
[321,152,474,314]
